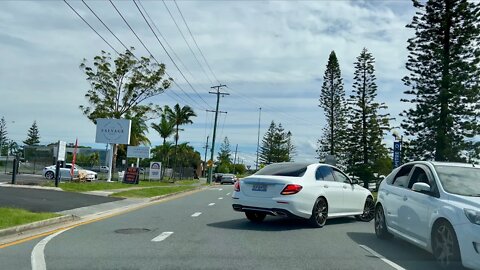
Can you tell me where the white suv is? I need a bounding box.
[375,161,480,269]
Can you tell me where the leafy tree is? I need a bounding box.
[23,121,40,146]
[345,48,391,187]
[317,51,348,165]
[217,137,232,165]
[0,117,8,156]
[79,49,171,175]
[259,121,294,165]
[401,0,480,161]
[166,104,197,172]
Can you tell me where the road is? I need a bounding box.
[0,186,441,270]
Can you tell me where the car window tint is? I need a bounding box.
[435,165,480,196]
[408,167,430,189]
[317,166,335,182]
[315,168,323,180]
[332,169,350,183]
[392,176,409,188]
[255,163,308,177]
[391,164,414,186]
[65,165,71,169]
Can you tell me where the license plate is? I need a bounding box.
[252,184,267,192]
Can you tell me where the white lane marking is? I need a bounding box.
[31,228,70,270]
[218,197,223,200]
[151,232,174,242]
[191,212,202,217]
[359,245,406,270]
[218,188,223,191]
[208,203,215,206]
[226,192,231,195]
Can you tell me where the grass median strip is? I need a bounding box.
[111,185,198,198]
[0,208,61,230]
[44,179,199,193]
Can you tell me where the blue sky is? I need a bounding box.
[0,0,416,166]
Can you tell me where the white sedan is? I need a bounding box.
[232,162,374,227]
[375,161,480,270]
[43,163,98,181]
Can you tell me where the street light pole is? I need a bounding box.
[255,107,262,171]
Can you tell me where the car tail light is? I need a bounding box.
[234,181,240,192]
[281,184,303,195]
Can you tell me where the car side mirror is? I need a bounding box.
[412,182,431,194]
[351,179,359,185]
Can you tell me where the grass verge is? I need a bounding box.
[111,185,198,198]
[44,179,199,192]
[0,208,61,230]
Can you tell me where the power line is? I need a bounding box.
[162,0,214,85]
[65,0,202,112]
[108,0,208,111]
[63,0,119,55]
[173,0,221,85]
[137,0,211,92]
[131,0,212,109]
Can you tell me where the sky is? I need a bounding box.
[0,0,417,167]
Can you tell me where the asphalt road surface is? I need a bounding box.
[0,187,122,212]
[0,186,443,270]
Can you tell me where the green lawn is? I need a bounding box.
[111,186,198,198]
[44,179,199,192]
[0,208,61,230]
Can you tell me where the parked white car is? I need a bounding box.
[43,163,98,181]
[375,161,480,269]
[232,162,374,227]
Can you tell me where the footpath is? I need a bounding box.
[0,177,210,246]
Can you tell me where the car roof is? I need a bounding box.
[405,161,477,168]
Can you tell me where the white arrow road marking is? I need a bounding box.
[359,245,406,270]
[151,232,174,242]
[208,203,215,206]
[191,212,202,217]
[32,228,71,270]
[218,197,223,200]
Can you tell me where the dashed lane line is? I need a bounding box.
[151,232,173,242]
[218,197,223,200]
[208,203,215,206]
[359,245,406,270]
[191,212,202,217]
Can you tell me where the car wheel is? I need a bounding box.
[375,205,393,239]
[310,197,328,228]
[356,197,375,222]
[431,221,462,269]
[245,211,266,223]
[45,171,55,180]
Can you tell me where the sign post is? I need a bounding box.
[95,119,131,182]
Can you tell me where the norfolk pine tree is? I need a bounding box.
[346,48,391,187]
[317,51,348,166]
[0,117,7,155]
[23,121,40,146]
[401,0,480,161]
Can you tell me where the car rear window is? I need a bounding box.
[255,163,308,177]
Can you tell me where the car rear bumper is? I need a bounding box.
[232,204,304,219]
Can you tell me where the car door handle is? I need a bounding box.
[323,185,329,188]
[403,196,408,201]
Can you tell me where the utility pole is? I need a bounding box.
[208,84,228,184]
[203,136,209,177]
[233,144,238,175]
[256,107,262,170]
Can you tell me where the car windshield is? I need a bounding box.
[435,165,480,196]
[255,163,308,177]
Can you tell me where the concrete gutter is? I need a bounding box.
[0,184,62,191]
[0,215,79,238]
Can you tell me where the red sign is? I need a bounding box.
[123,167,140,184]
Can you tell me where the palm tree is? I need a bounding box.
[128,114,151,146]
[151,115,175,146]
[166,104,197,177]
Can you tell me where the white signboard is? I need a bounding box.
[127,146,151,159]
[149,162,162,180]
[95,118,132,144]
[57,141,66,162]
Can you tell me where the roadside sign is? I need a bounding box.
[149,162,161,180]
[127,146,150,158]
[57,141,66,162]
[207,159,213,167]
[95,118,132,144]
[123,167,140,184]
[393,142,401,168]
